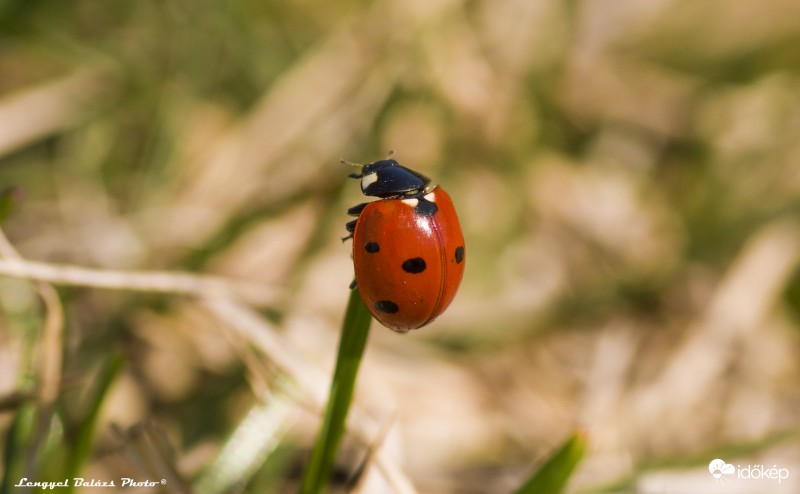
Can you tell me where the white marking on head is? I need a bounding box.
[401,198,419,208]
[424,191,437,202]
[361,172,378,191]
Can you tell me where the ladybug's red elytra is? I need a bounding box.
[344,158,465,332]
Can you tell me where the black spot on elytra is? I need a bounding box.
[455,245,465,264]
[365,241,380,253]
[402,257,426,274]
[375,300,399,314]
[414,197,438,217]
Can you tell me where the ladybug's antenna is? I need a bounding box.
[340,158,362,168]
[384,149,395,159]
[341,158,364,178]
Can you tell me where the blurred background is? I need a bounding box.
[1,0,800,492]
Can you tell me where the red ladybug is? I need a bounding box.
[345,158,465,332]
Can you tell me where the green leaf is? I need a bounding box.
[514,430,588,494]
[300,288,373,494]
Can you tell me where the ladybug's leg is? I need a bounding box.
[342,202,368,241]
[344,200,368,282]
[347,203,368,216]
[341,219,357,241]
[342,202,369,242]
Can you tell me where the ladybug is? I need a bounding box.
[344,158,465,332]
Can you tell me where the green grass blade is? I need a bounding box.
[300,288,373,494]
[1,403,36,494]
[514,430,588,494]
[64,353,124,485]
[194,393,295,494]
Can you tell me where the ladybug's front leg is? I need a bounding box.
[347,202,368,216]
[342,202,368,241]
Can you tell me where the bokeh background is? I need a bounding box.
[2,0,800,492]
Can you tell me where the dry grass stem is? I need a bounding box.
[112,422,193,494]
[0,257,282,307]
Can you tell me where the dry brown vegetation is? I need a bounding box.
[1,0,800,492]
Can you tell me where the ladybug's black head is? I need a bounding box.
[357,159,431,198]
